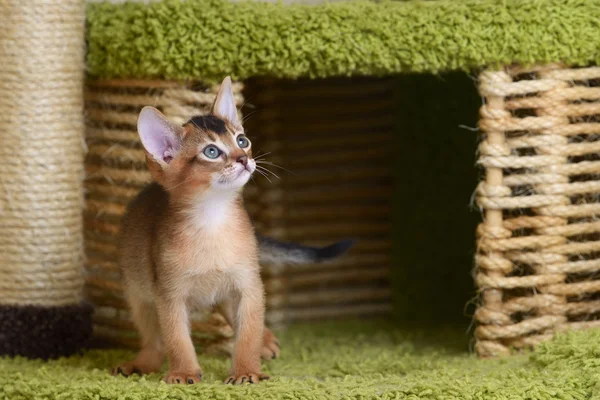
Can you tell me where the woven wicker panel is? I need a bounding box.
[244,78,394,326]
[84,80,252,352]
[475,65,600,356]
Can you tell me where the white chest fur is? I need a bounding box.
[189,190,236,231]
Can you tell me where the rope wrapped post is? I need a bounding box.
[0,0,92,358]
[474,65,600,356]
[474,70,514,356]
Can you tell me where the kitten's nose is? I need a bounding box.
[236,155,248,167]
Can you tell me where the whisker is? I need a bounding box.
[254,167,268,176]
[239,98,250,111]
[256,160,295,175]
[256,165,280,180]
[253,152,272,161]
[256,160,280,166]
[255,168,272,182]
[254,168,272,183]
[241,111,257,124]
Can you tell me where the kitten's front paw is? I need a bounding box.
[224,372,270,385]
[261,330,280,360]
[163,370,203,384]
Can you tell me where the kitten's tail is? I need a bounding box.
[257,235,355,265]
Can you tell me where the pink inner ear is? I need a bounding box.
[138,108,182,164]
[163,146,175,163]
[144,132,179,164]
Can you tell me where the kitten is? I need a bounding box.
[111,77,353,385]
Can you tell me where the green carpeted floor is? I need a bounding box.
[2,320,600,399]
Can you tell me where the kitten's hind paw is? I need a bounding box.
[261,329,280,360]
[111,360,163,377]
[163,370,203,385]
[224,372,270,385]
[111,362,142,377]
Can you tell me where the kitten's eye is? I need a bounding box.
[202,145,221,159]
[237,135,250,149]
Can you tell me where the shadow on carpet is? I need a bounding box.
[1,320,600,399]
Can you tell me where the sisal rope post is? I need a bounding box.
[474,71,514,356]
[0,0,92,358]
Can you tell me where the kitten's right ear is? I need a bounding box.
[212,76,241,128]
[137,107,183,168]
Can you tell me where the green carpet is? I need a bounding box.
[2,320,600,399]
[87,0,600,82]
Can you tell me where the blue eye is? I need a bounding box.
[203,145,221,159]
[237,135,250,148]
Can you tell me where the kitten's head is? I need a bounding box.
[137,77,255,198]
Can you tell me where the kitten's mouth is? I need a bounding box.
[241,164,254,174]
[216,164,254,187]
[234,166,253,180]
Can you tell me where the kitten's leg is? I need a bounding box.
[224,276,270,384]
[156,295,203,384]
[112,296,164,376]
[217,300,280,360]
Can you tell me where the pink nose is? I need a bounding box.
[237,155,248,167]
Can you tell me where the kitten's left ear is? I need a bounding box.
[212,76,241,128]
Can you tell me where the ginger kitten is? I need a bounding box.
[112,77,352,385]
